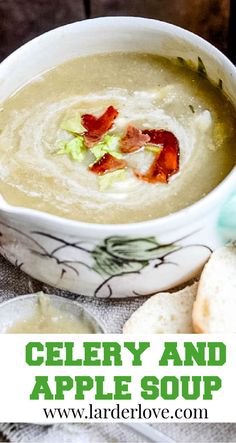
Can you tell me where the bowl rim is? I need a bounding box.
[0,292,105,333]
[0,16,235,234]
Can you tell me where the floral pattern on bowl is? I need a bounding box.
[0,220,212,298]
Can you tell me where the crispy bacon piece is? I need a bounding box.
[135,129,179,183]
[82,106,118,147]
[120,125,150,153]
[90,153,127,175]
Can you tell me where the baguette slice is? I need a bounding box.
[193,245,236,333]
[123,283,198,334]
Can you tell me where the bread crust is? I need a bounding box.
[192,245,236,334]
[123,283,198,334]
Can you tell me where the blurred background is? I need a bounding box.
[0,0,235,63]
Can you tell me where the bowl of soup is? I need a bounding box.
[0,17,235,298]
[0,293,104,333]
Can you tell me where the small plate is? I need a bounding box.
[0,292,104,333]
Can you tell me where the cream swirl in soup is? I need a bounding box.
[0,53,235,223]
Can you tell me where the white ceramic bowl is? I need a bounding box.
[0,17,235,298]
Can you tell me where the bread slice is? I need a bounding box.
[123,283,198,334]
[193,245,236,333]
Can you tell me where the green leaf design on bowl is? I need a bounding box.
[92,245,147,276]
[92,236,179,276]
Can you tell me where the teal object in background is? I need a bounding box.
[218,192,236,242]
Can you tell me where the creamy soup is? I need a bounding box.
[7,294,96,334]
[0,53,235,223]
